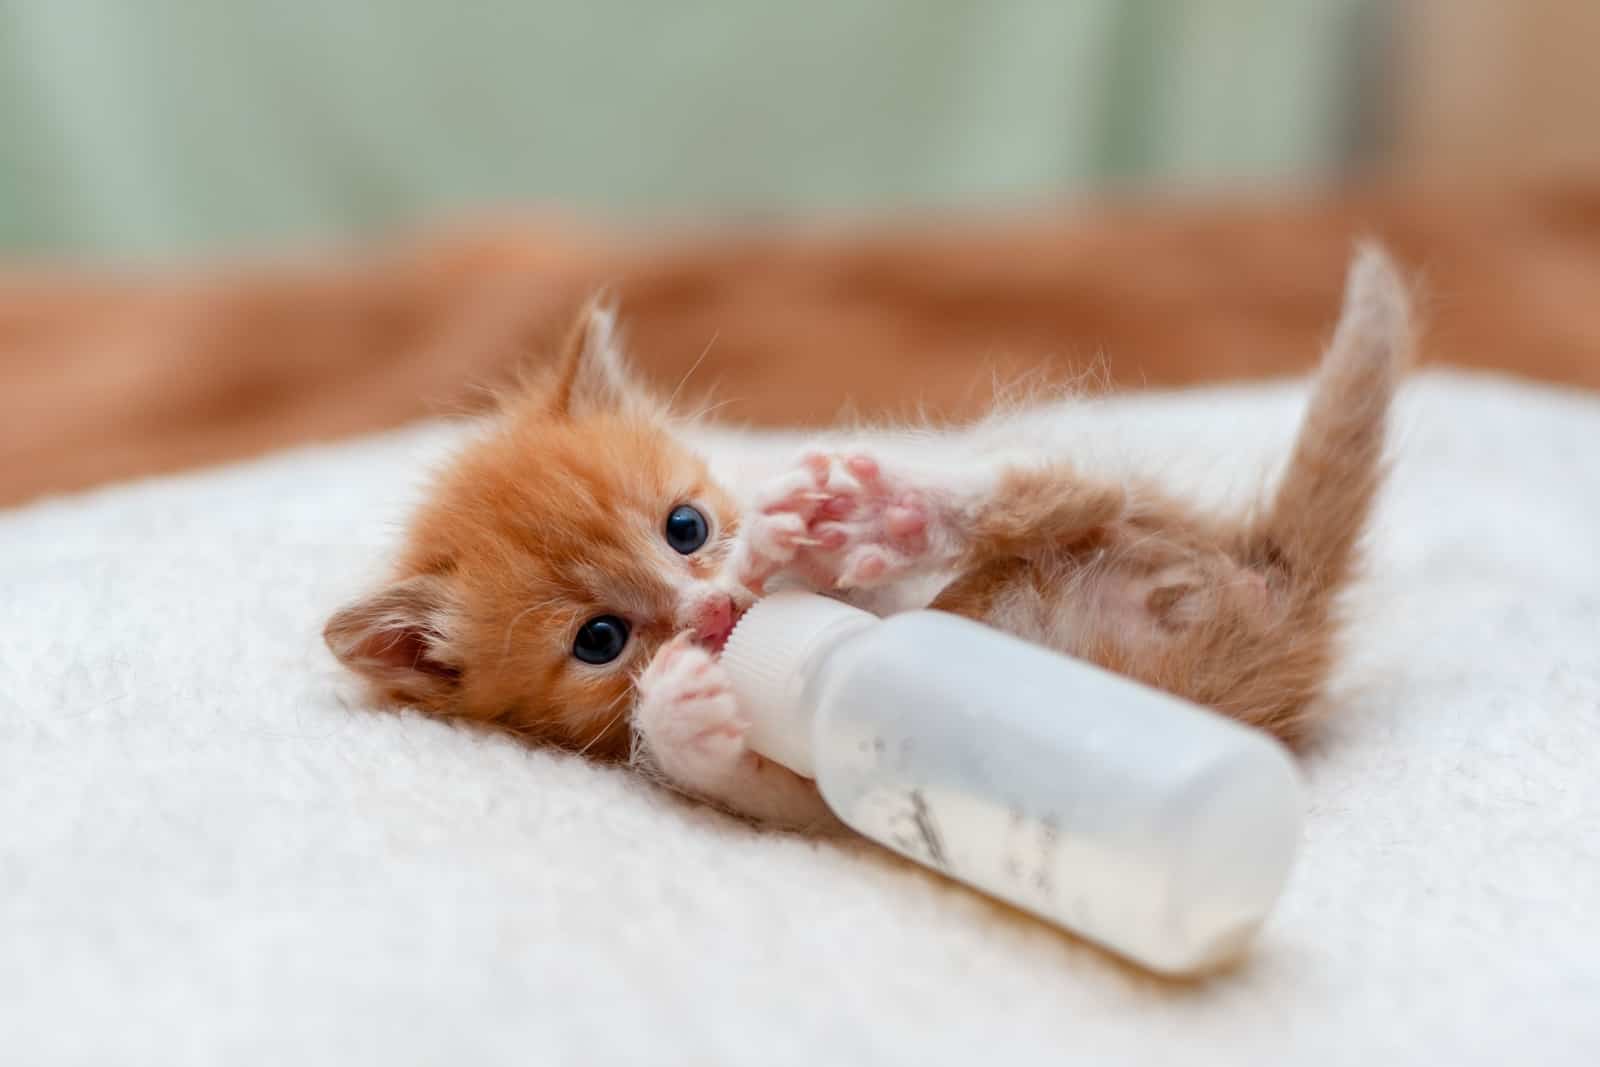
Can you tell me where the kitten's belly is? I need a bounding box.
[939,557,1172,665]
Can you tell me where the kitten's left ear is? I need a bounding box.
[323,574,464,709]
[549,295,656,417]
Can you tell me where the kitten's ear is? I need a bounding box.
[324,574,463,707]
[549,295,656,417]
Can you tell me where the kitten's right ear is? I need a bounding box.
[323,574,463,707]
[548,295,655,417]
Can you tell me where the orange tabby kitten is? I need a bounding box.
[326,247,1409,828]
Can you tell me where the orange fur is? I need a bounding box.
[930,247,1409,743]
[325,311,745,757]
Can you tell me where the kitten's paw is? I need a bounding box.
[634,635,750,780]
[634,637,838,829]
[806,451,954,589]
[730,452,832,592]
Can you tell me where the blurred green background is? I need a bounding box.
[1,0,1378,262]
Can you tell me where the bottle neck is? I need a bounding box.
[721,592,877,779]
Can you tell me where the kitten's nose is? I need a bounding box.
[690,594,737,651]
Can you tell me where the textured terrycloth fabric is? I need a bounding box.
[3,371,1597,1065]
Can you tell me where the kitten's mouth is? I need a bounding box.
[700,604,747,656]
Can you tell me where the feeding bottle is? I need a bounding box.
[719,590,1304,975]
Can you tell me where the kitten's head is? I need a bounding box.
[324,303,746,757]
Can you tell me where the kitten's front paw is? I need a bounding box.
[634,635,750,783]
[729,452,833,593]
[634,635,839,830]
[805,451,952,589]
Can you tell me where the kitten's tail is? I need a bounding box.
[1250,245,1411,609]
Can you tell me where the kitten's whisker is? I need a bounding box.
[500,603,545,659]
[667,330,720,411]
[683,396,740,423]
[576,691,633,758]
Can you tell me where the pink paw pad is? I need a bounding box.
[884,499,930,543]
[842,549,890,585]
[804,452,946,588]
[731,447,959,594]
[844,454,879,481]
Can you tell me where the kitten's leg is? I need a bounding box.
[801,450,1125,590]
[632,635,839,831]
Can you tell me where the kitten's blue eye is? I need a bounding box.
[664,504,709,555]
[573,615,629,665]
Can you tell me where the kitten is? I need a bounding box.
[326,246,1409,829]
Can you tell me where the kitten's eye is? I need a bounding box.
[664,504,709,555]
[573,615,630,665]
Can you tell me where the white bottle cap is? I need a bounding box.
[720,591,877,779]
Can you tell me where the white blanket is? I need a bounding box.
[4,371,1597,1066]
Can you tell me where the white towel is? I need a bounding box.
[4,371,1596,1065]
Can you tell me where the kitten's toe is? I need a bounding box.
[810,521,851,551]
[804,452,944,587]
[731,512,810,593]
[751,462,828,516]
[843,452,881,484]
[752,511,811,556]
[731,454,839,592]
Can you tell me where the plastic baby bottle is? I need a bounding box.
[719,590,1304,975]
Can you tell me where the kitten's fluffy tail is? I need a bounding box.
[1250,245,1411,609]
